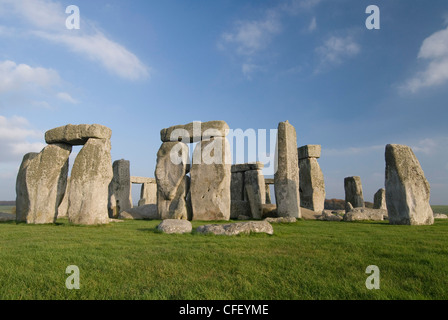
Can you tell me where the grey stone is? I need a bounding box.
[16,144,71,224]
[385,144,434,225]
[262,204,277,219]
[155,142,189,220]
[157,219,193,234]
[196,221,274,236]
[230,171,244,201]
[138,181,157,207]
[299,157,325,212]
[160,120,229,143]
[231,162,264,173]
[264,217,297,223]
[244,169,266,219]
[343,207,387,222]
[57,177,70,218]
[190,137,231,221]
[68,138,113,225]
[131,176,156,184]
[265,184,272,204]
[237,215,251,220]
[373,188,387,210]
[344,176,364,212]
[119,204,158,220]
[108,159,132,218]
[230,200,251,219]
[45,124,112,145]
[298,144,321,160]
[434,213,448,219]
[264,178,275,185]
[274,121,301,218]
[317,212,343,221]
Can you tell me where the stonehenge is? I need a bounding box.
[13,121,437,229]
[385,144,434,225]
[274,121,301,218]
[298,145,325,213]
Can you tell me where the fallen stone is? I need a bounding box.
[119,204,159,220]
[196,221,274,236]
[45,124,112,145]
[317,211,343,221]
[264,217,297,223]
[343,207,387,222]
[434,213,448,219]
[68,138,113,225]
[16,144,71,224]
[385,144,434,225]
[160,120,229,143]
[274,120,301,218]
[157,219,193,234]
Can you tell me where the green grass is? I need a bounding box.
[1,218,448,300]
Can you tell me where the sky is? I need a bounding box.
[0,0,448,204]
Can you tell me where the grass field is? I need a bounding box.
[1,216,448,300]
[0,206,15,214]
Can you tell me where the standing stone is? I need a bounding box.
[68,138,113,225]
[265,184,272,204]
[16,144,72,224]
[373,188,387,210]
[385,144,434,225]
[108,159,132,218]
[190,137,231,221]
[231,171,245,201]
[244,169,266,219]
[298,145,325,213]
[344,176,364,212]
[274,121,300,218]
[138,181,157,207]
[155,142,189,220]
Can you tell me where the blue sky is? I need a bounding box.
[1,0,448,204]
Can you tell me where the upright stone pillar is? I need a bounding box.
[274,120,300,218]
[108,159,132,218]
[155,142,189,220]
[344,176,364,212]
[190,137,231,221]
[373,188,387,210]
[68,138,113,225]
[57,177,70,218]
[16,144,71,224]
[298,145,325,212]
[385,144,434,225]
[139,180,157,206]
[244,168,266,219]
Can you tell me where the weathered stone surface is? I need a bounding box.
[16,144,71,224]
[68,138,113,225]
[0,212,15,222]
[344,176,364,212]
[196,221,274,236]
[298,145,321,160]
[231,162,264,173]
[237,215,251,220]
[265,184,272,204]
[265,178,274,185]
[155,142,189,220]
[190,137,231,221]
[300,207,321,220]
[160,120,229,143]
[138,181,157,207]
[108,159,132,218]
[274,121,301,218]
[119,204,158,220]
[317,211,343,221]
[131,176,156,184]
[230,200,251,219]
[299,157,325,212]
[57,177,70,218]
[385,144,434,225]
[244,170,266,219]
[45,124,112,145]
[262,204,277,219]
[373,188,387,210]
[230,171,244,201]
[343,207,387,222]
[434,213,448,219]
[157,219,193,234]
[265,217,297,223]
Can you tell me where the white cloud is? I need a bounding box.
[241,63,260,80]
[402,26,448,92]
[0,0,149,81]
[308,17,317,32]
[0,60,60,93]
[56,92,77,104]
[315,35,360,73]
[0,115,45,163]
[411,138,439,155]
